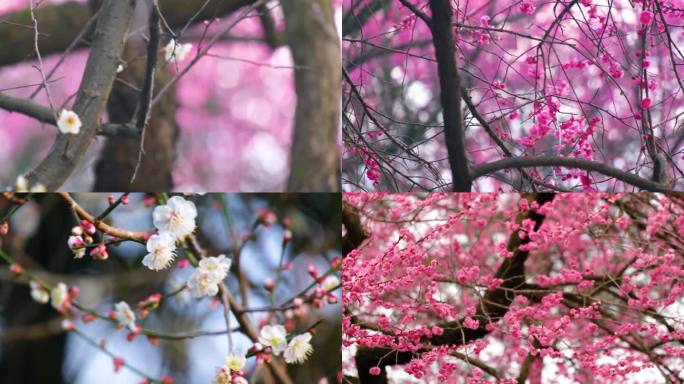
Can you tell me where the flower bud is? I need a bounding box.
[71,226,83,236]
[90,243,109,260]
[307,265,318,278]
[293,297,304,309]
[264,278,275,291]
[9,263,23,275]
[80,220,96,235]
[257,208,277,227]
[283,229,293,243]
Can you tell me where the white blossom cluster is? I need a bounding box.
[187,255,232,298]
[259,325,314,364]
[143,196,198,271]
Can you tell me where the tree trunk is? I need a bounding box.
[282,0,341,192]
[93,38,178,191]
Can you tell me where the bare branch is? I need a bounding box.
[471,156,670,192]
[0,91,138,138]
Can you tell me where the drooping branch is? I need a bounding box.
[471,156,670,192]
[282,0,341,192]
[353,193,555,383]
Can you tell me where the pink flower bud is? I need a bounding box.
[71,226,82,236]
[80,220,96,235]
[307,265,318,278]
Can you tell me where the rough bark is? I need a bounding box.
[353,193,555,383]
[282,0,341,192]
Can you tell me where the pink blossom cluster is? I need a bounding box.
[343,193,684,382]
[344,0,684,190]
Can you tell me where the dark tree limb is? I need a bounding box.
[425,0,472,191]
[342,204,368,256]
[129,1,162,184]
[471,156,670,192]
[282,0,341,192]
[0,91,139,137]
[353,194,555,383]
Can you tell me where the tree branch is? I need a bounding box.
[58,192,148,242]
[342,204,368,256]
[425,0,472,191]
[0,0,256,67]
[354,194,555,383]
[24,0,136,190]
[471,156,670,192]
[0,91,138,138]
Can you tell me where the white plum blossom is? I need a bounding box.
[164,39,193,62]
[57,109,82,135]
[213,367,231,384]
[29,281,49,304]
[15,175,28,192]
[233,377,247,384]
[224,351,246,372]
[321,275,340,292]
[61,319,75,331]
[50,282,69,311]
[198,254,231,280]
[14,175,45,192]
[116,64,124,73]
[142,232,177,271]
[152,196,197,238]
[31,184,47,192]
[187,255,232,298]
[187,269,221,298]
[284,332,314,364]
[68,235,86,258]
[113,301,137,331]
[258,324,288,355]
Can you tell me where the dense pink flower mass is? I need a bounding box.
[343,0,684,191]
[343,193,684,383]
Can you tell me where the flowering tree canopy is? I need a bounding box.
[0,193,342,383]
[343,193,684,383]
[343,0,684,192]
[0,0,341,192]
